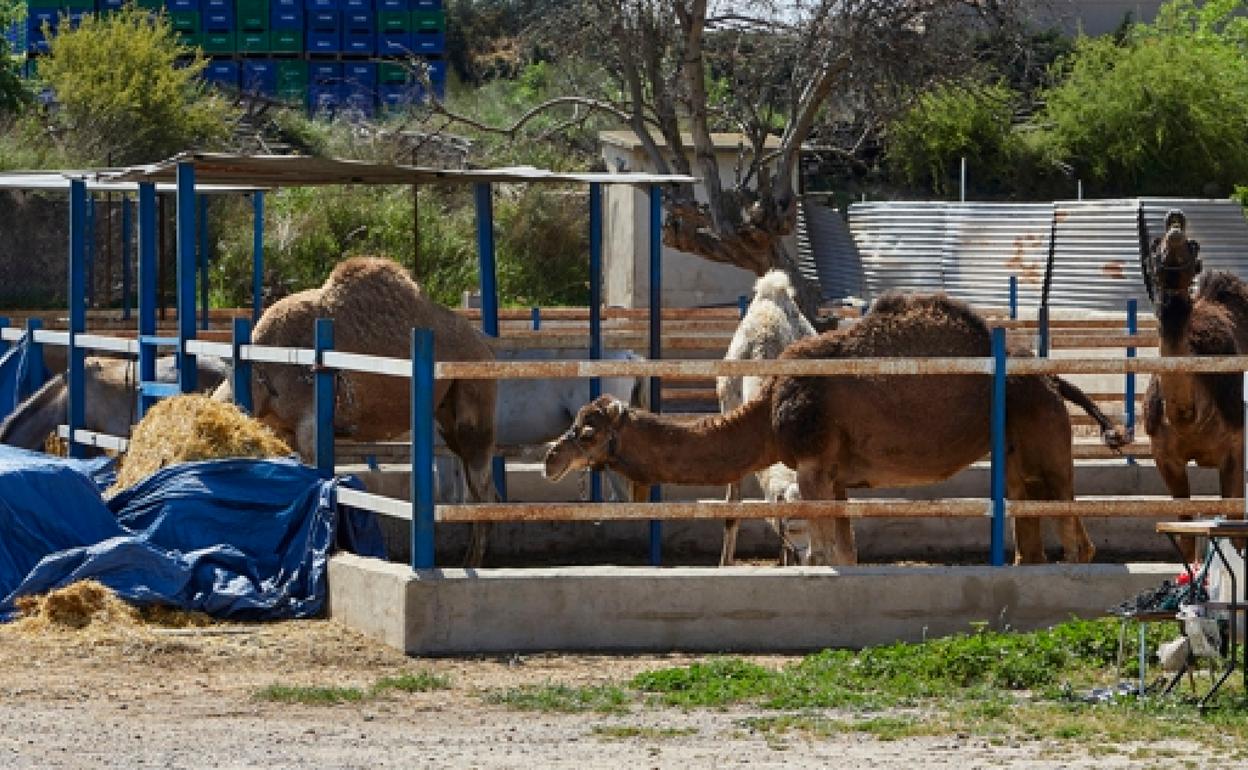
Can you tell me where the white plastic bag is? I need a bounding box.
[1205,544,1247,641]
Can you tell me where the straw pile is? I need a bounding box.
[110,394,291,493]
[12,580,140,632]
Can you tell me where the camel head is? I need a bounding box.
[543,395,628,482]
[1145,208,1202,303]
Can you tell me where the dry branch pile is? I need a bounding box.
[110,394,291,493]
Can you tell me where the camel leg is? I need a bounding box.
[721,481,741,566]
[1156,457,1196,563]
[438,380,499,568]
[798,461,855,566]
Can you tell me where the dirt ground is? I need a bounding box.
[0,608,1219,770]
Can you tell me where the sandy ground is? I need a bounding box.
[0,612,1220,770]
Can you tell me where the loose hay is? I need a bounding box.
[110,394,291,493]
[11,580,140,632]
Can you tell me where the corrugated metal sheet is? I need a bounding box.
[847,202,947,298]
[798,196,863,301]
[830,198,1248,313]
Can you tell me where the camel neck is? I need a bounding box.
[1156,291,1194,354]
[606,397,779,486]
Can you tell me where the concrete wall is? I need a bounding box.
[329,554,1174,654]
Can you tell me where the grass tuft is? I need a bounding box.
[486,683,631,714]
[254,684,365,705]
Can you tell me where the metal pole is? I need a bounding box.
[22,318,43,397]
[960,156,966,203]
[0,317,7,358]
[1126,298,1137,465]
[1009,275,1018,320]
[138,183,157,416]
[473,182,506,501]
[648,184,663,566]
[990,326,1007,566]
[252,191,265,324]
[198,194,209,331]
[738,295,748,319]
[589,182,603,503]
[84,194,95,308]
[121,196,132,321]
[176,162,198,393]
[1038,305,1050,358]
[231,317,252,414]
[68,179,87,459]
[530,307,540,330]
[314,318,335,480]
[412,328,435,570]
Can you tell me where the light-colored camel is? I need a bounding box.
[545,291,1128,565]
[1141,210,1248,561]
[0,356,229,453]
[717,270,815,566]
[220,256,499,566]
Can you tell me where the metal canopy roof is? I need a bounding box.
[0,169,262,194]
[105,152,698,187]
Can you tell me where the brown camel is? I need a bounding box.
[545,292,1128,565]
[1141,210,1248,562]
[219,256,499,566]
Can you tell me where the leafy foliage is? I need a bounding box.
[0,0,29,115]
[37,6,235,165]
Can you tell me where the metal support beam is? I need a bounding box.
[412,328,436,570]
[1125,298,1137,460]
[314,318,335,480]
[473,182,506,501]
[1009,275,1018,320]
[198,194,209,331]
[589,182,603,503]
[176,162,198,393]
[252,191,265,324]
[137,183,157,416]
[990,327,1007,566]
[0,317,7,358]
[68,179,87,459]
[648,184,663,566]
[231,317,252,414]
[22,318,43,397]
[84,193,95,308]
[121,196,132,321]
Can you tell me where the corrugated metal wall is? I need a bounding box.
[798,195,863,301]
[813,198,1248,312]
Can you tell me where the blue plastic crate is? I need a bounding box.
[377,30,412,55]
[97,0,127,11]
[379,82,428,108]
[308,60,342,84]
[201,0,232,11]
[204,59,240,89]
[202,8,235,31]
[308,84,343,113]
[411,29,443,54]
[166,0,200,11]
[306,27,341,52]
[376,0,406,10]
[308,10,339,29]
[425,57,446,82]
[270,8,303,27]
[342,30,374,54]
[343,60,376,85]
[304,0,339,11]
[410,0,440,8]
[343,10,371,30]
[25,10,56,54]
[271,0,301,9]
[341,0,372,9]
[241,59,277,94]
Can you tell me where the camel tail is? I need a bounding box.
[1054,376,1130,451]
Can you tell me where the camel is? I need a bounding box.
[0,356,229,453]
[545,291,1128,566]
[218,256,499,567]
[1140,210,1248,562]
[717,270,816,566]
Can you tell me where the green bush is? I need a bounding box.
[38,6,235,165]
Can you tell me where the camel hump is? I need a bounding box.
[324,256,421,295]
[753,270,797,303]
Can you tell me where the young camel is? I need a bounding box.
[545,291,1128,565]
[717,270,815,565]
[1141,210,1248,561]
[215,256,499,567]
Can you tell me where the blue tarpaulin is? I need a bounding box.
[0,446,385,621]
[0,334,49,422]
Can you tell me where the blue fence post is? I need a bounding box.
[0,317,8,357]
[990,326,1007,566]
[530,307,540,331]
[176,162,198,393]
[473,181,507,501]
[198,194,210,331]
[22,318,43,397]
[314,318,335,480]
[68,179,87,459]
[411,328,436,570]
[738,294,748,319]
[1008,275,1018,320]
[121,196,132,321]
[231,317,252,414]
[252,191,265,324]
[647,183,663,566]
[1125,298,1137,464]
[84,193,95,308]
[589,182,603,503]
[137,183,157,417]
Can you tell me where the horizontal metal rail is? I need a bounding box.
[31,329,70,346]
[433,497,1243,523]
[56,425,129,453]
[184,339,233,359]
[239,343,316,366]
[75,334,140,355]
[321,350,414,378]
[337,487,412,521]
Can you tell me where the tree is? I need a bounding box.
[38,6,235,165]
[0,0,29,114]
[1033,0,1248,197]
[427,0,1032,315]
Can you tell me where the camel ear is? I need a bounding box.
[602,396,627,424]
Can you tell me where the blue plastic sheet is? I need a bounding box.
[0,446,384,621]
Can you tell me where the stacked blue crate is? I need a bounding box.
[203,58,240,89]
[201,0,234,32]
[241,58,277,96]
[342,2,373,55]
[305,0,339,55]
[341,59,374,114]
[25,8,56,55]
[307,59,340,111]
